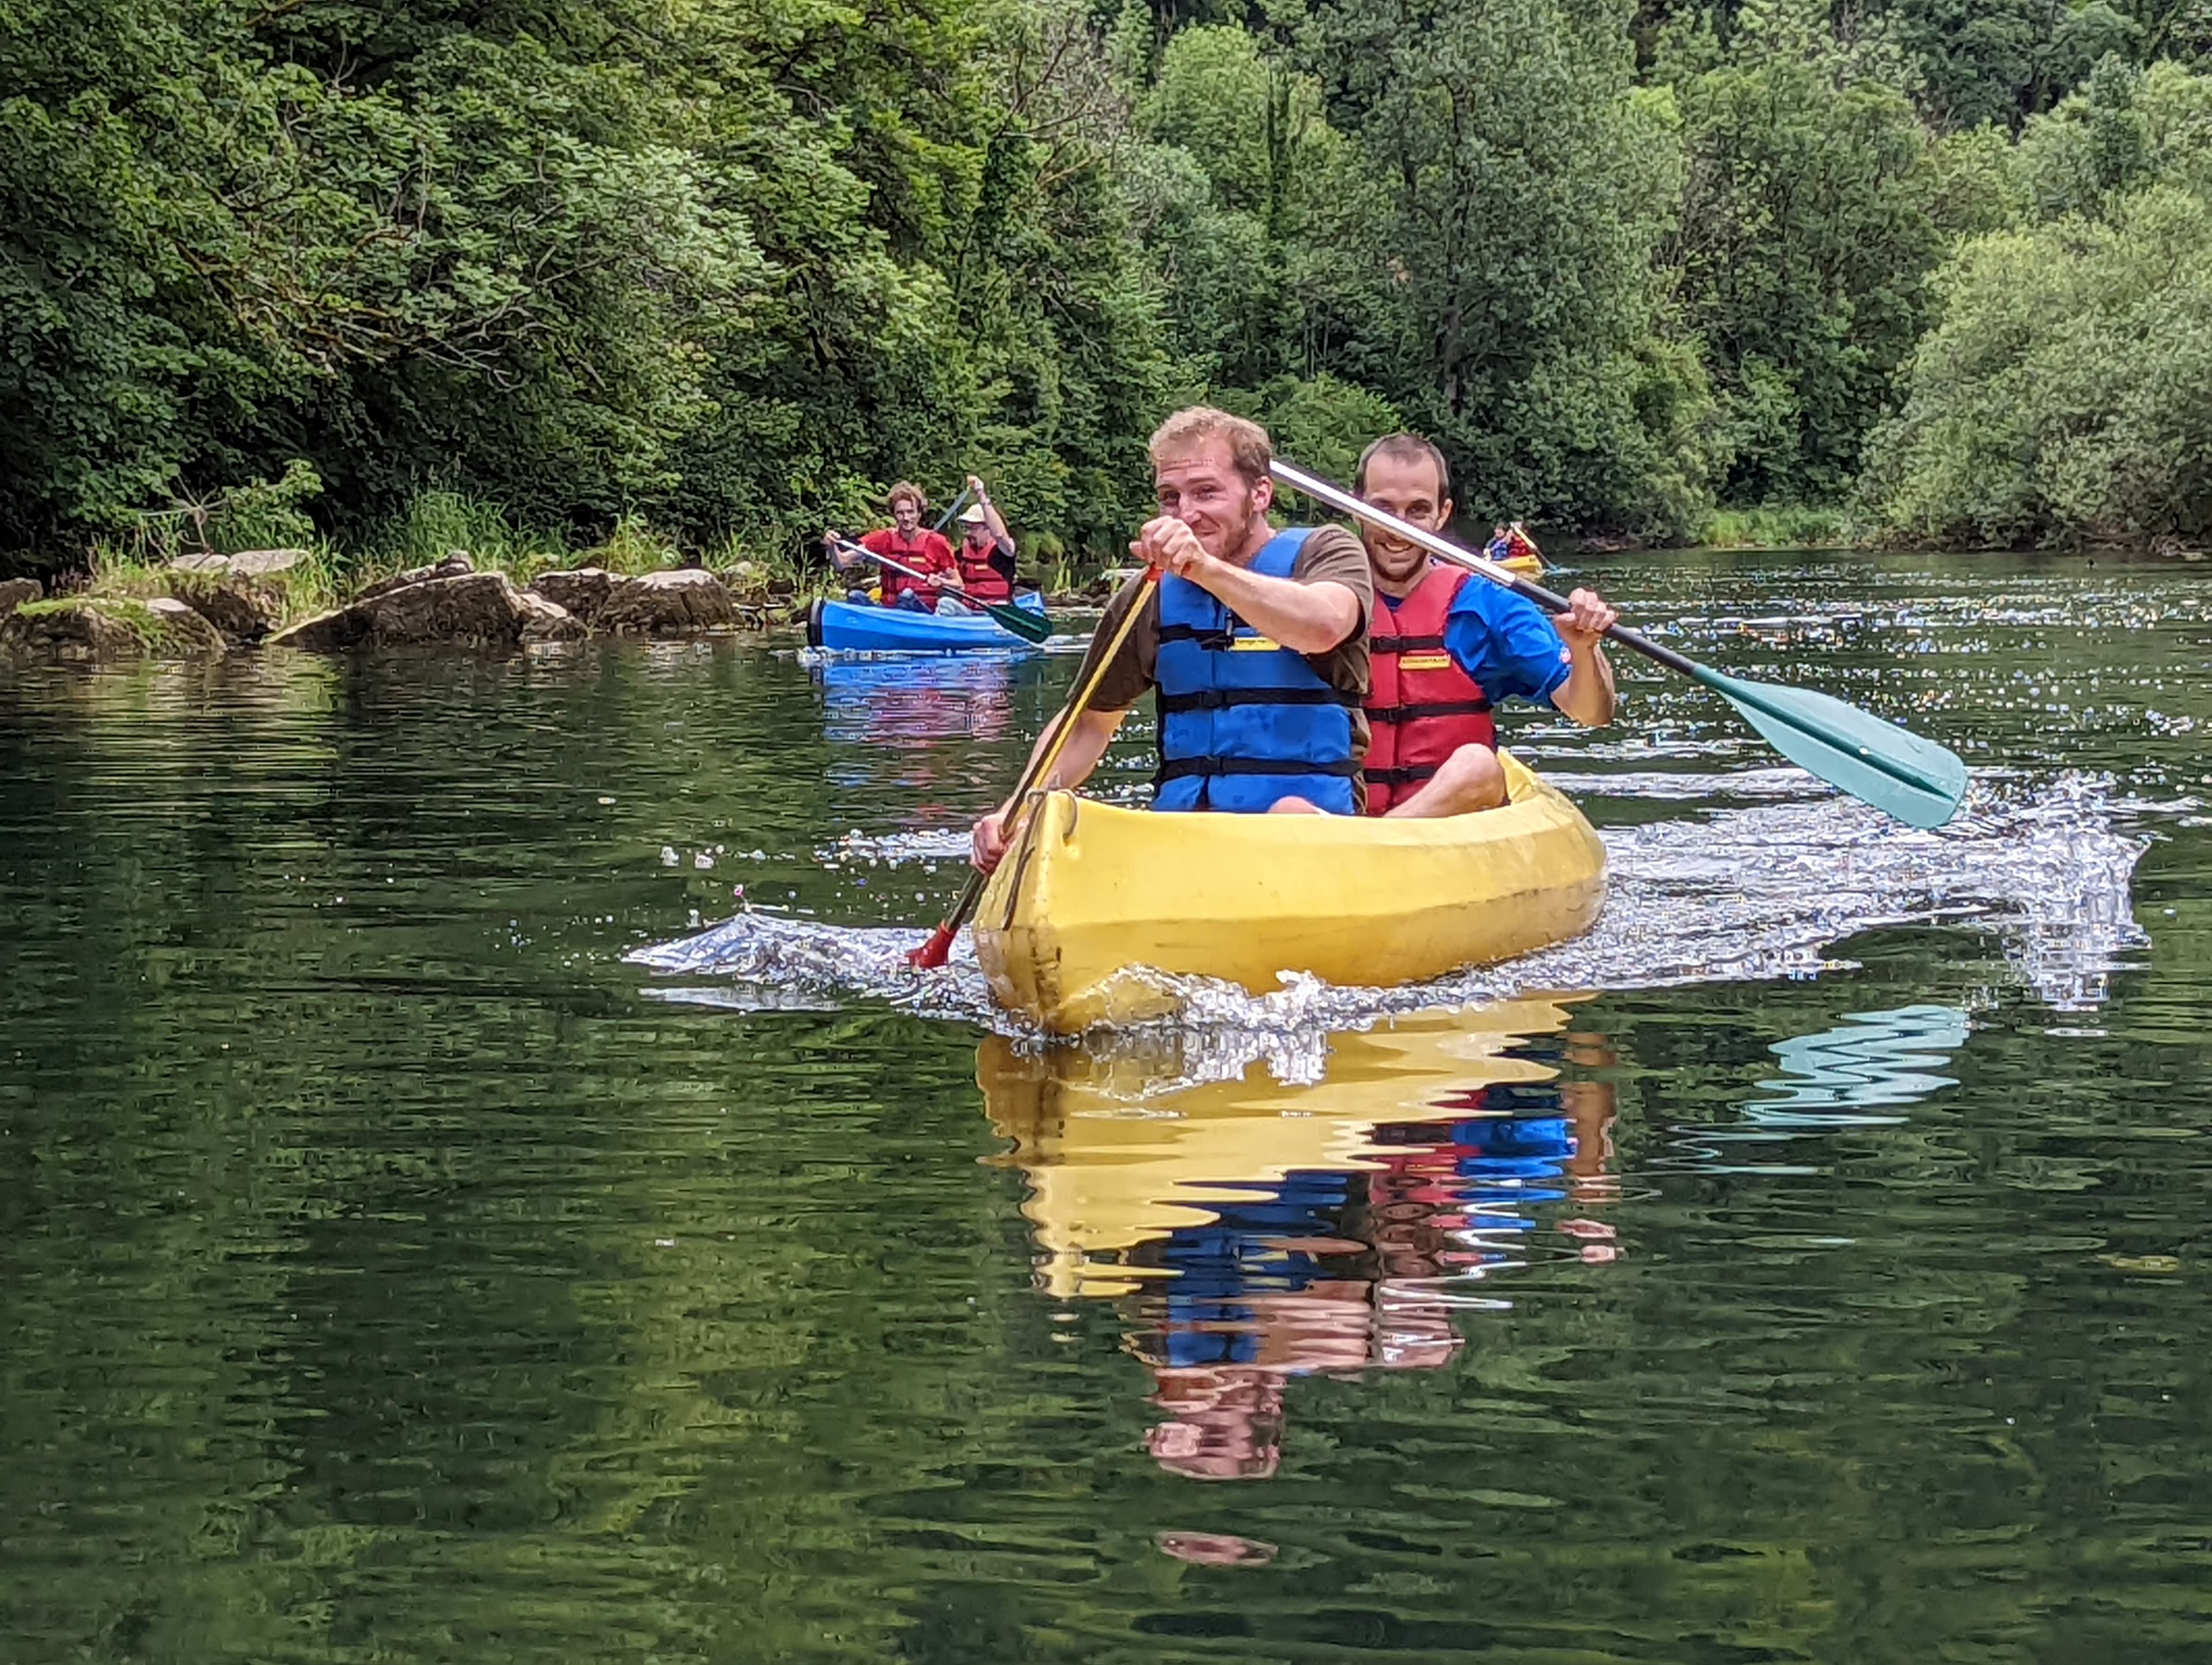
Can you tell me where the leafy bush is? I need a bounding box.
[1862,62,2212,545]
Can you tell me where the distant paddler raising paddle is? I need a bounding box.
[1324,433,1620,818]
[971,407,1373,875]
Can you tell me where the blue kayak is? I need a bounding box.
[805,593,1050,653]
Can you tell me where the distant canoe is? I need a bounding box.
[806,593,1049,653]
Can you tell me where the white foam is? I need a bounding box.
[630,773,2149,1059]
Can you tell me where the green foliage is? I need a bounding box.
[5,0,2209,570]
[1858,58,2212,546]
[1291,0,1716,538]
[1217,374,1403,486]
[1662,0,2006,506]
[1886,0,2138,130]
[1861,178,2212,544]
[1699,501,1857,547]
[2013,54,2212,215]
[361,491,566,583]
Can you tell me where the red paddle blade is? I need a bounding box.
[907,921,957,969]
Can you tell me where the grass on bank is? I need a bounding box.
[52,472,1112,632]
[10,594,210,654]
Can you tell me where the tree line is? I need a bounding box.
[3,0,2209,578]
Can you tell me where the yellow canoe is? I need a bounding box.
[973,750,1606,1034]
[978,1000,1600,1298]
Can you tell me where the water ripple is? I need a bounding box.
[631,772,2149,1052]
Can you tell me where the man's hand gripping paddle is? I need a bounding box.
[1271,460,1968,829]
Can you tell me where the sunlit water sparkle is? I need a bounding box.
[631,771,2149,1074]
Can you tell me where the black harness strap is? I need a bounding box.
[1367,697,1493,723]
[1370,631,1450,654]
[1363,763,1444,787]
[1157,685,1360,714]
[1158,754,1364,782]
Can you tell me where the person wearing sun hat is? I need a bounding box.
[937,475,1018,615]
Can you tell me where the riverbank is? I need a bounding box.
[0,548,805,663]
[0,545,1118,665]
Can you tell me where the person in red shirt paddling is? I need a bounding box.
[825,481,961,610]
[1350,433,1618,816]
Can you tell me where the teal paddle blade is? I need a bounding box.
[990,600,1054,644]
[1695,666,1969,829]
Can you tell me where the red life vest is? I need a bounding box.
[863,528,956,606]
[953,534,1013,604]
[1363,563,1494,815]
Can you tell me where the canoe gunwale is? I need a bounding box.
[974,752,1607,1033]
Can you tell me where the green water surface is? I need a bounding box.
[5,550,2211,1663]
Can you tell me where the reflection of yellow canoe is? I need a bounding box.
[974,751,1606,1034]
[979,1000,1578,1297]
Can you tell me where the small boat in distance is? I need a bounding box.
[806,593,1051,653]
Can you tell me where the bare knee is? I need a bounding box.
[1386,745,1506,817]
[1268,795,1325,815]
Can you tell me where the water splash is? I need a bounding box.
[630,773,2149,1050]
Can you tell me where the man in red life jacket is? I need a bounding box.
[1354,433,1618,816]
[825,481,961,610]
[937,475,1018,612]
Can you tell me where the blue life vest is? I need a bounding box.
[1152,528,1361,814]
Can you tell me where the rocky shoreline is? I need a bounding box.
[0,549,815,665]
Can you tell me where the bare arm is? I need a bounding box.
[1548,588,1619,728]
[1134,517,1361,653]
[1004,707,1124,805]
[969,475,1013,551]
[1196,563,1362,654]
[971,707,1128,871]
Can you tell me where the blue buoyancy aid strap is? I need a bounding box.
[1153,526,1359,814]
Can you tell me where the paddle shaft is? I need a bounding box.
[1271,460,1962,805]
[929,485,972,537]
[831,534,964,600]
[1269,461,1700,678]
[909,571,1160,966]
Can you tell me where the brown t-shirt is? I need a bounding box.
[1076,525,1373,731]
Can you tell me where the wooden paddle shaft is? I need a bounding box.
[1270,461,1700,680]
[1007,569,1160,821]
[921,570,1161,955]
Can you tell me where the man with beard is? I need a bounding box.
[971,407,1372,872]
[1349,433,1618,816]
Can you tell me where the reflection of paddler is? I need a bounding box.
[978,1000,1581,1300]
[814,654,1027,749]
[1366,1076,1620,1262]
[978,1004,1620,1483]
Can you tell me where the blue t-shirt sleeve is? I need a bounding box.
[1442,582,1574,706]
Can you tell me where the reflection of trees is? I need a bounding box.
[12,646,2212,1662]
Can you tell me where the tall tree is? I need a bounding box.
[1660,0,2008,505]
[1300,0,1718,535]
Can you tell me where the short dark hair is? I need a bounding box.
[1354,433,1452,502]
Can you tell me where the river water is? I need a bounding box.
[3,549,2209,1662]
